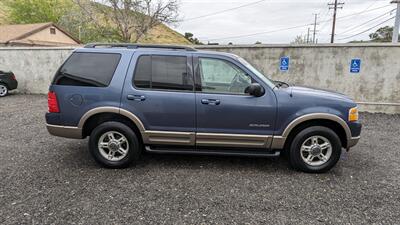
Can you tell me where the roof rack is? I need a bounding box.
[83,43,196,51]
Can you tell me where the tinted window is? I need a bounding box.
[134,56,151,88]
[133,55,192,91]
[54,52,121,87]
[199,58,252,94]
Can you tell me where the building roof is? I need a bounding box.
[0,22,80,45]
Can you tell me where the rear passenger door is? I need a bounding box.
[121,51,195,146]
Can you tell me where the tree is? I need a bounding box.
[184,32,202,45]
[58,5,115,43]
[255,41,262,44]
[2,0,73,24]
[291,35,307,44]
[74,0,179,42]
[369,26,396,42]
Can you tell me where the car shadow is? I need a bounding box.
[59,140,295,174]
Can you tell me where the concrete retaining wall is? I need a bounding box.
[198,44,400,114]
[0,47,73,94]
[0,44,399,113]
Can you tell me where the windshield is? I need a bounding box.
[236,57,275,88]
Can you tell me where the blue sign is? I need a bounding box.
[350,59,361,73]
[280,56,290,71]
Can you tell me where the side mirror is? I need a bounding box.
[245,83,265,97]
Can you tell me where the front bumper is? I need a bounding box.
[347,136,360,148]
[46,124,83,139]
[346,121,362,149]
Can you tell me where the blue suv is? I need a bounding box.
[46,43,361,173]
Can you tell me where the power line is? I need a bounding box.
[318,8,332,32]
[202,4,393,42]
[337,16,395,41]
[337,8,396,36]
[181,0,267,22]
[335,4,391,21]
[205,23,313,41]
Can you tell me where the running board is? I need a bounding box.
[145,146,280,157]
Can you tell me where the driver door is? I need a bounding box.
[194,55,277,149]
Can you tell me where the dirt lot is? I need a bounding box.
[1,94,400,225]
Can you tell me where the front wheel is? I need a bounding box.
[289,126,342,173]
[89,121,141,168]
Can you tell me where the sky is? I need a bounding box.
[174,0,398,44]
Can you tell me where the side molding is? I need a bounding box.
[196,133,271,148]
[142,131,195,146]
[52,108,354,150]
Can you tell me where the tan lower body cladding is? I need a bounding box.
[142,131,272,148]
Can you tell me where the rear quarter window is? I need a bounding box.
[53,52,121,87]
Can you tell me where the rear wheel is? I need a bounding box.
[0,84,8,97]
[89,121,141,168]
[288,126,342,173]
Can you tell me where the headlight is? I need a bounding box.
[348,107,359,122]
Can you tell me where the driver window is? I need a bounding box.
[199,58,253,94]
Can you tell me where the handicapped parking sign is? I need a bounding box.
[280,56,289,71]
[350,59,361,73]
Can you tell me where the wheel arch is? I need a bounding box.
[272,113,351,149]
[0,81,9,89]
[79,107,145,142]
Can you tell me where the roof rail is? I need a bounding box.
[83,43,196,51]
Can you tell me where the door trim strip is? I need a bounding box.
[196,132,271,148]
[142,131,195,146]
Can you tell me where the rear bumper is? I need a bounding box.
[7,80,18,90]
[46,124,83,139]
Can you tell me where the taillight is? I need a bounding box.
[48,91,60,113]
[11,74,16,80]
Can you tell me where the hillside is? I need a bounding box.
[140,24,191,45]
[89,1,191,44]
[0,0,191,45]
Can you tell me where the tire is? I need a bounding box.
[0,83,8,97]
[288,126,342,173]
[89,121,141,168]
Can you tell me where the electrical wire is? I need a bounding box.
[181,0,267,22]
[337,16,395,41]
[205,24,313,41]
[337,8,396,36]
[203,4,393,42]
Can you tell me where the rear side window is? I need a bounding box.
[54,52,121,87]
[133,55,193,91]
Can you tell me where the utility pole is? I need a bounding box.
[392,0,400,43]
[306,28,310,43]
[328,0,344,43]
[312,13,318,44]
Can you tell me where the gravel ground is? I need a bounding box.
[1,94,400,225]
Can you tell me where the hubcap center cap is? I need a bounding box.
[108,142,119,151]
[311,145,322,156]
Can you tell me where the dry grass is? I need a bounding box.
[138,24,191,45]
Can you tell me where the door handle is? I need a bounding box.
[201,99,220,105]
[127,94,146,101]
